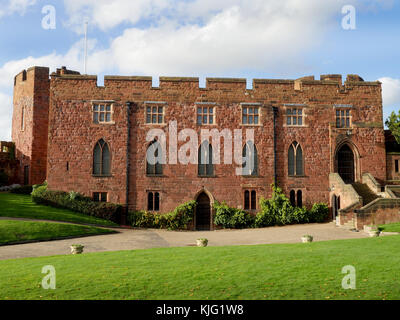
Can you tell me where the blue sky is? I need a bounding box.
[0,0,399,140]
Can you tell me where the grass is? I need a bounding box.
[0,220,116,245]
[0,193,118,227]
[379,222,400,233]
[0,235,399,300]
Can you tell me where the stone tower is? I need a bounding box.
[12,66,50,185]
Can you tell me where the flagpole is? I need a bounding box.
[84,21,88,74]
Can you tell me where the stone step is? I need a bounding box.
[352,182,380,206]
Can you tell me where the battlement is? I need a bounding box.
[14,66,49,86]
[49,67,380,91]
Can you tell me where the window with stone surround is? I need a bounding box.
[286,107,303,126]
[395,159,399,173]
[242,141,258,176]
[242,106,259,125]
[197,106,215,125]
[198,141,214,176]
[93,192,108,202]
[146,140,163,176]
[244,190,257,210]
[288,142,303,176]
[290,190,303,207]
[147,192,160,211]
[93,139,111,176]
[146,105,164,124]
[336,109,351,128]
[93,103,113,124]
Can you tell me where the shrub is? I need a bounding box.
[309,203,329,223]
[127,201,197,230]
[31,184,122,223]
[257,185,292,227]
[10,185,33,195]
[213,201,254,229]
[256,185,327,227]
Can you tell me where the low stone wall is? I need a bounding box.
[355,198,400,229]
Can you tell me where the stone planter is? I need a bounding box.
[70,244,84,254]
[368,230,381,238]
[301,235,313,243]
[196,238,208,247]
[364,225,378,233]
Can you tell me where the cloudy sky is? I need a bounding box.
[0,0,399,140]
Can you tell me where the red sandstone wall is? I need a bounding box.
[44,71,386,214]
[12,67,49,185]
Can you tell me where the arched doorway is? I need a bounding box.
[196,192,211,231]
[336,144,355,183]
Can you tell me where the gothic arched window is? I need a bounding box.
[146,140,163,175]
[93,139,111,175]
[288,142,303,176]
[198,141,214,176]
[243,141,258,176]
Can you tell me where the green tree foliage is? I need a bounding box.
[386,110,400,144]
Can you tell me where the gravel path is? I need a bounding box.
[0,222,372,261]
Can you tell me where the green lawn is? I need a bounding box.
[379,222,400,233]
[0,236,399,300]
[0,193,118,227]
[0,220,115,245]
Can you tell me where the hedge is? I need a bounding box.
[127,201,197,230]
[31,184,122,223]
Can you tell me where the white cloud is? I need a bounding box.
[63,0,171,33]
[84,0,354,76]
[379,77,400,107]
[0,0,36,18]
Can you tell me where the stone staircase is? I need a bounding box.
[351,182,381,206]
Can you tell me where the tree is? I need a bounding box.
[386,110,400,144]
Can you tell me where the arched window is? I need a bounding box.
[198,141,213,176]
[290,190,296,207]
[244,190,250,210]
[146,140,163,175]
[93,139,111,175]
[251,190,257,210]
[244,190,257,210]
[297,190,303,207]
[288,142,303,176]
[148,192,153,211]
[148,192,160,211]
[243,141,258,176]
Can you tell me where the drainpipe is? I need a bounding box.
[125,101,131,224]
[273,106,278,186]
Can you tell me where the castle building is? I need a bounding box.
[11,66,400,230]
